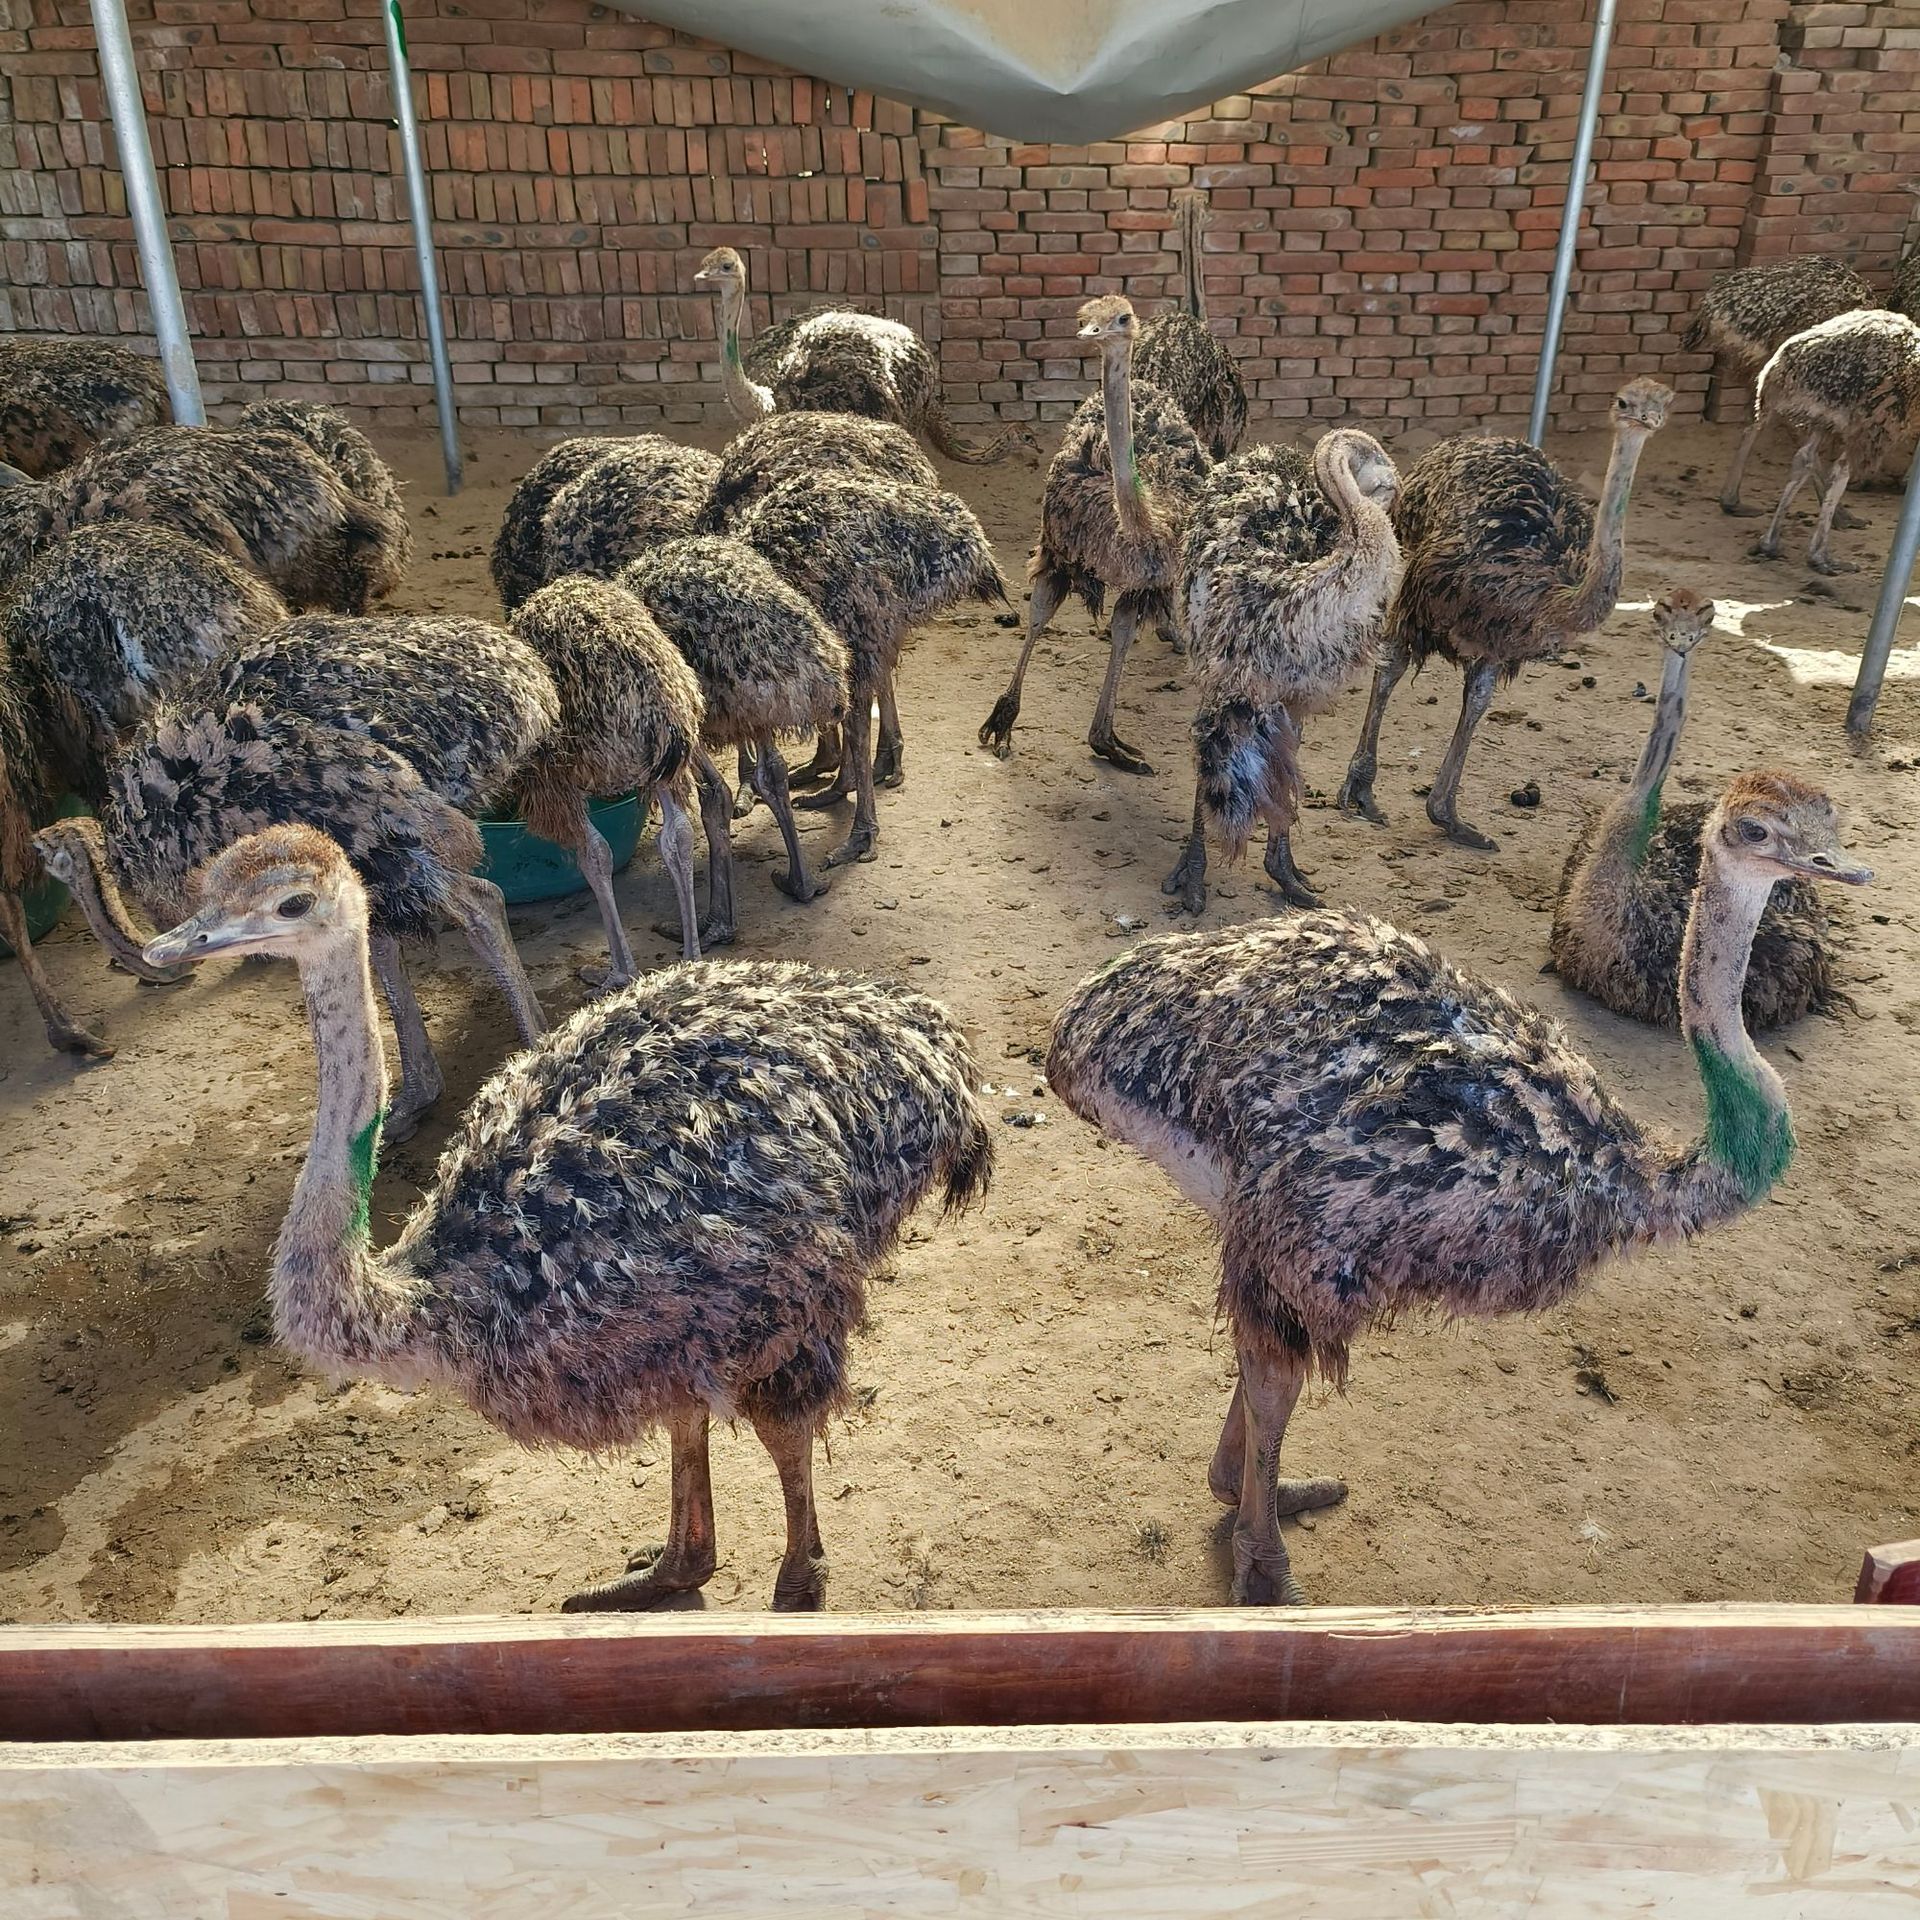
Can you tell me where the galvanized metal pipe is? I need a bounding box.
[380,0,462,494]
[1527,0,1620,448]
[1847,435,1920,736]
[87,0,204,425]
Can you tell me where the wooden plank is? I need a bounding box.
[4,1606,1920,1743]
[3,1722,1918,1917]
[1858,1542,1920,1605]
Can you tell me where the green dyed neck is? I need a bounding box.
[723,327,741,369]
[1692,1034,1793,1199]
[1626,780,1663,869]
[348,1109,385,1243]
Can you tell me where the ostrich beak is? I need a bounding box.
[1783,848,1873,887]
[0,461,30,488]
[144,905,279,969]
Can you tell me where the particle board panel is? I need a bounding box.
[3,1722,1918,1918]
[4,1604,1920,1742]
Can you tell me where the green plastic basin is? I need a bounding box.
[477,793,645,905]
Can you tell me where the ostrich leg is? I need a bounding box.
[1718,413,1767,516]
[1754,435,1820,561]
[1806,452,1856,574]
[978,570,1068,758]
[1337,639,1409,823]
[0,887,110,1057]
[1162,788,1209,917]
[657,747,736,949]
[369,930,444,1138]
[561,1407,719,1610]
[733,744,758,819]
[653,784,702,961]
[1089,598,1153,774]
[872,674,906,789]
[532,785,640,991]
[753,737,830,903]
[1425,658,1500,851]
[788,721,843,791]
[754,1411,828,1612]
[1260,707,1317,907]
[822,684,881,869]
[1229,1341,1346,1606]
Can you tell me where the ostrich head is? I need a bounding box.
[1709,772,1871,890]
[1611,377,1675,439]
[1314,428,1400,509]
[1652,587,1715,656]
[30,816,101,889]
[1077,295,1139,349]
[143,824,367,970]
[694,247,747,294]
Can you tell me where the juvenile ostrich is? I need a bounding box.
[1163,432,1403,917]
[0,422,407,614]
[536,438,723,589]
[1550,591,1841,1030]
[694,246,1036,464]
[1135,190,1248,463]
[36,612,557,1133]
[490,438,610,612]
[508,575,710,972]
[1748,309,1920,574]
[0,338,170,479]
[1682,255,1875,514]
[1051,770,1869,1604]
[1,524,285,1055]
[236,398,415,587]
[741,471,1010,867]
[979,294,1211,775]
[145,824,993,1612]
[1337,377,1673,850]
[617,536,851,921]
[698,411,938,532]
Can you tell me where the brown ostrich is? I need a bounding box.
[490,438,610,612]
[699,411,938,532]
[1682,255,1875,515]
[1550,590,1842,1030]
[1337,378,1673,850]
[1135,189,1249,463]
[1051,771,1869,1604]
[143,823,993,1613]
[1163,431,1403,916]
[1748,309,1920,574]
[694,246,1036,464]
[978,295,1211,775]
[0,337,170,478]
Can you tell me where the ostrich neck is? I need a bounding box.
[1621,645,1692,868]
[1177,201,1206,318]
[714,284,774,421]
[1305,458,1400,619]
[1546,425,1649,637]
[1101,345,1154,544]
[274,927,418,1370]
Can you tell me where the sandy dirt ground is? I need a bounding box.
[0,410,1915,1627]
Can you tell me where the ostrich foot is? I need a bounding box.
[577,961,637,992]
[560,1542,716,1612]
[792,781,852,813]
[872,739,905,789]
[381,1101,435,1146]
[1162,850,1207,917]
[1833,507,1868,531]
[732,790,757,821]
[1719,501,1762,519]
[787,742,841,788]
[822,826,878,870]
[1428,803,1496,852]
[1209,1458,1346,1514]
[46,1015,112,1059]
[771,1552,828,1612]
[1230,1526,1308,1607]
[652,920,733,950]
[1335,772,1385,825]
[1090,728,1154,776]
[1809,553,1858,576]
[978,694,1020,759]
[1749,538,1783,563]
[1262,841,1321,910]
[771,866,830,904]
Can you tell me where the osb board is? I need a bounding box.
[2,1722,1918,1917]
[7,1604,1920,1740]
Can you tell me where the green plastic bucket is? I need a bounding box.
[1,795,89,959]
[477,793,645,906]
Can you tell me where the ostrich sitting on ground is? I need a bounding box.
[508,575,709,972]
[617,536,851,924]
[1051,770,1869,1604]
[490,438,609,612]
[144,824,993,1612]
[979,295,1211,775]
[37,612,557,1134]
[1337,377,1673,850]
[0,421,408,614]
[741,471,1010,868]
[1135,190,1248,464]
[236,398,415,587]
[1683,255,1875,515]
[1163,431,1402,917]
[0,337,170,479]
[1748,309,1920,575]
[1,523,285,1055]
[694,246,1036,465]
[1550,590,1841,1030]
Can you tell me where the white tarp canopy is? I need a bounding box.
[624,0,1452,142]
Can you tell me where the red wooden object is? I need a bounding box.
[1856,1541,1920,1605]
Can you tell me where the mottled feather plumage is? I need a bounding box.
[700,412,938,531]
[0,337,170,478]
[492,438,610,611]
[539,437,723,586]
[1684,255,1875,381]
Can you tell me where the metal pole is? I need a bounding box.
[1847,435,1920,736]
[380,0,462,494]
[87,0,203,426]
[1527,0,1619,447]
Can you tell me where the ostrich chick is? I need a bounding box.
[1338,377,1672,850]
[538,437,723,587]
[0,337,170,478]
[1134,189,1249,463]
[1164,432,1402,916]
[699,411,938,532]
[509,575,711,974]
[1550,591,1842,1030]
[1683,255,1875,515]
[1052,771,1868,1604]
[145,825,994,1612]
[491,438,611,613]
[979,295,1211,775]
[1749,309,1920,574]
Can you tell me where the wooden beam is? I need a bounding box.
[1857,1542,1920,1605]
[4,1605,1920,1743]
[2,1722,1917,1916]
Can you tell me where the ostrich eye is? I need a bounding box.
[276,892,316,920]
[1735,819,1768,846]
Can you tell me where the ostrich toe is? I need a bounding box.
[652,918,735,950]
[771,1551,828,1612]
[822,826,878,869]
[1230,1526,1307,1607]
[1833,506,1867,531]
[1808,553,1857,576]
[1090,728,1154,776]
[578,960,637,992]
[771,866,830,903]
[561,1541,717,1612]
[1719,501,1763,519]
[872,738,905,788]
[792,780,853,813]
[1335,772,1385,824]
[1428,801,1497,852]
[47,1015,113,1059]
[978,693,1020,758]
[1262,838,1321,910]
[1162,848,1207,918]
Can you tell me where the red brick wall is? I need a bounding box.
[2,0,1917,436]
